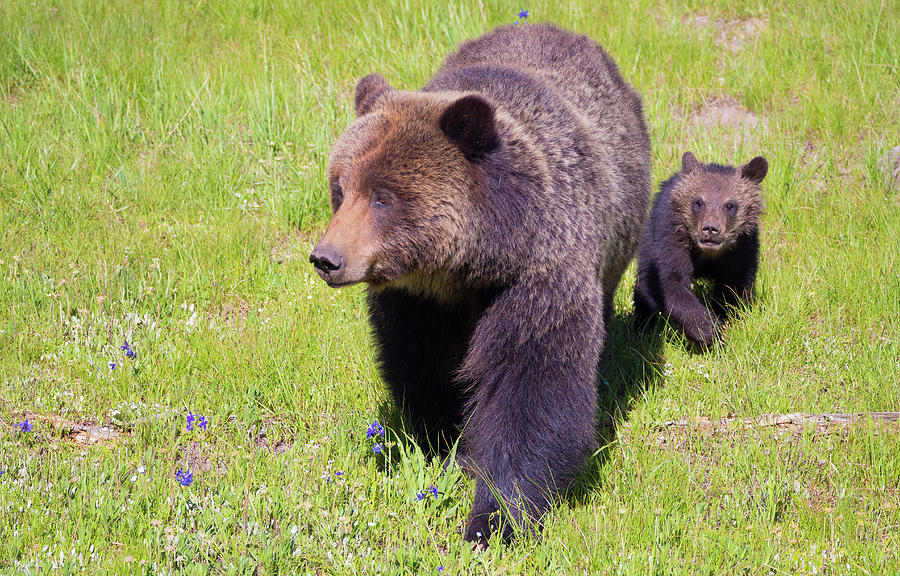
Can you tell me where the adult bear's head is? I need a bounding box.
[309,74,500,295]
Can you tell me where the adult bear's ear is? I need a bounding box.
[682,151,701,174]
[355,74,392,117]
[439,95,499,160]
[741,156,768,184]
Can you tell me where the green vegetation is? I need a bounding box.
[1,0,897,573]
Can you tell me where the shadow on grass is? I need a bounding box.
[566,310,666,507]
[372,309,667,500]
[373,401,424,469]
[374,396,460,471]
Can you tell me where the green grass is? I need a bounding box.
[1,0,898,573]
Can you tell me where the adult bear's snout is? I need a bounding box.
[309,245,344,275]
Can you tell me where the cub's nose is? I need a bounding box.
[701,223,720,237]
[309,245,343,273]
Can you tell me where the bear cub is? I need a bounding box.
[633,151,768,349]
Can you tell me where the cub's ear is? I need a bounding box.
[355,74,392,117]
[741,156,768,184]
[682,151,701,174]
[439,95,499,160]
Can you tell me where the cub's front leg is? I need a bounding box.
[663,280,721,348]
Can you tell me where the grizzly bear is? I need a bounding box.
[633,151,768,349]
[309,23,651,544]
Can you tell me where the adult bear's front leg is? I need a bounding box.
[457,276,605,544]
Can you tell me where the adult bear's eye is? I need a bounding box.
[372,190,393,208]
[330,181,344,210]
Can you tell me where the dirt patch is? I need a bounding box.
[70,424,124,447]
[687,97,768,151]
[6,88,22,106]
[252,430,293,456]
[5,413,130,448]
[879,145,900,190]
[223,414,297,456]
[270,229,316,264]
[210,297,250,328]
[179,441,228,475]
[691,97,764,133]
[250,416,296,456]
[136,145,167,174]
[685,14,767,53]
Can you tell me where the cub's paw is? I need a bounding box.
[705,324,726,350]
[689,315,724,351]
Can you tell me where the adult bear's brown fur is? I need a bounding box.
[310,23,651,544]
[633,152,767,349]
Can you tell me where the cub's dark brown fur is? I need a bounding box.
[310,24,651,544]
[633,152,767,349]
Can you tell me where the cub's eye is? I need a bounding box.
[692,199,704,212]
[372,190,393,208]
[724,201,737,215]
[330,181,344,210]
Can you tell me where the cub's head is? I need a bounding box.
[309,74,498,291]
[671,151,767,254]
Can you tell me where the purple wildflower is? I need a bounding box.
[109,362,116,370]
[335,470,343,477]
[120,340,137,358]
[415,491,425,501]
[517,9,530,19]
[428,484,439,498]
[14,419,33,433]
[372,443,383,455]
[438,568,444,574]
[175,469,193,486]
[366,420,385,439]
[187,412,207,432]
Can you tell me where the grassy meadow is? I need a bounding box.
[1,0,898,573]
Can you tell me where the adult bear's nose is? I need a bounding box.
[309,245,343,273]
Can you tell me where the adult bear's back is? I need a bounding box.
[426,23,650,298]
[434,24,646,137]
